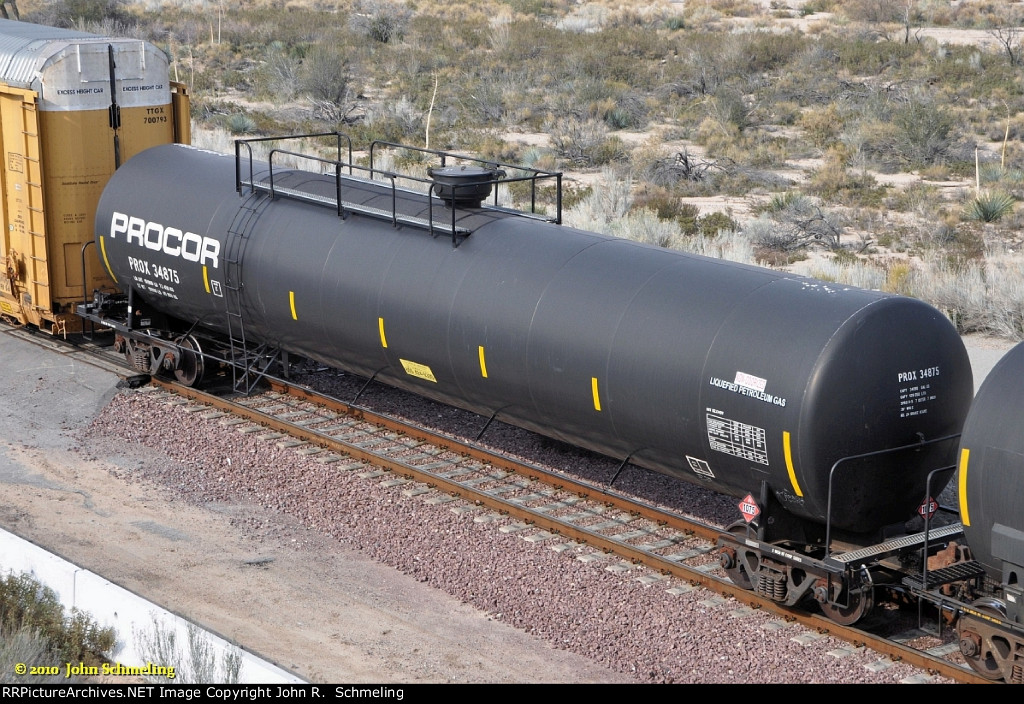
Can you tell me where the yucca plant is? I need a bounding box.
[965,190,1015,223]
[226,114,257,135]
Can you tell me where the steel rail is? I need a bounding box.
[149,376,992,685]
[272,380,725,542]
[0,323,997,683]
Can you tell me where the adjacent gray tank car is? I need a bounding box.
[958,340,1024,593]
[949,341,1024,681]
[92,142,974,537]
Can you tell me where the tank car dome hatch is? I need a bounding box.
[428,165,503,207]
[958,341,1024,584]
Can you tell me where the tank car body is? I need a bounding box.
[0,19,189,334]
[88,140,974,544]
[959,341,1024,587]
[949,341,1024,681]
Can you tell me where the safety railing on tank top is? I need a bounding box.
[234,133,562,246]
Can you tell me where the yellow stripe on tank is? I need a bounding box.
[378,317,388,348]
[591,377,602,412]
[289,291,298,320]
[958,448,971,527]
[478,345,488,378]
[202,265,210,294]
[99,236,116,283]
[783,431,804,497]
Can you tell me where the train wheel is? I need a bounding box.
[958,599,1010,681]
[174,335,205,387]
[720,522,755,590]
[819,587,874,626]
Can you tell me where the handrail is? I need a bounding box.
[824,433,962,559]
[235,132,353,194]
[79,240,97,341]
[369,139,563,223]
[914,463,960,630]
[234,133,564,245]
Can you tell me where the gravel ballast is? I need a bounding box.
[85,376,957,685]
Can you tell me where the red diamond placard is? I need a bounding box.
[739,494,760,523]
[918,496,938,520]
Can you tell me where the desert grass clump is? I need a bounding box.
[883,259,915,295]
[911,258,994,335]
[803,147,886,205]
[677,228,756,264]
[797,104,843,151]
[608,208,686,249]
[225,113,256,135]
[1,628,74,683]
[885,181,944,218]
[965,190,1015,223]
[633,189,700,225]
[795,255,887,290]
[349,0,412,44]
[563,167,634,230]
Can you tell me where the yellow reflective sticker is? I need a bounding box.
[783,431,803,497]
[203,265,210,294]
[289,291,298,320]
[591,377,602,411]
[100,236,117,283]
[400,359,437,383]
[378,317,388,348]
[478,345,488,378]
[958,448,970,527]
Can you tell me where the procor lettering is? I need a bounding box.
[110,212,220,268]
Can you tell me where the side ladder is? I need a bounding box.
[22,100,50,329]
[222,195,279,394]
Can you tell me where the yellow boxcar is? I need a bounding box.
[0,18,189,334]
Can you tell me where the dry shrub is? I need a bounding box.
[0,572,115,668]
[798,104,842,150]
[884,259,914,295]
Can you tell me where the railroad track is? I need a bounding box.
[0,322,994,683]
[141,372,992,684]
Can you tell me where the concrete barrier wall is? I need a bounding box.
[1,529,303,684]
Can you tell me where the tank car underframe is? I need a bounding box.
[76,289,283,390]
[718,529,869,624]
[717,438,966,625]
